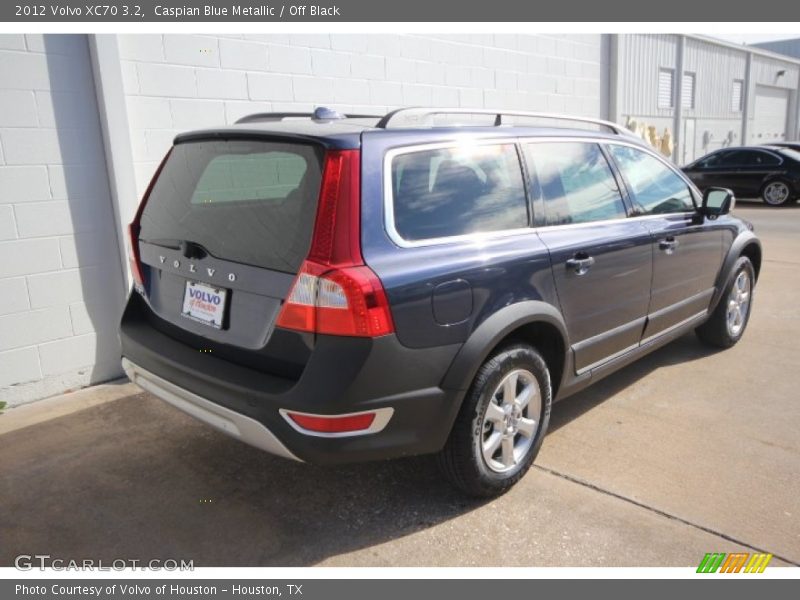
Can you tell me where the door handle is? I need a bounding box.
[566,254,595,275]
[659,237,680,253]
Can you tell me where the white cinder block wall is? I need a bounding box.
[120,34,606,196]
[1,33,605,406]
[0,34,126,406]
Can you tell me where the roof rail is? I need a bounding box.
[236,107,382,125]
[375,107,631,135]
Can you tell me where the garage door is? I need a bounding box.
[751,86,789,144]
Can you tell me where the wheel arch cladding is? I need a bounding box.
[741,241,762,282]
[710,232,762,312]
[441,301,569,398]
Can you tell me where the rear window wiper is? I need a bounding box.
[141,238,208,259]
[142,238,182,250]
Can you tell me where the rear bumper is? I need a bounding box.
[123,358,301,462]
[120,293,464,464]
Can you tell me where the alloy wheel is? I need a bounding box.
[726,270,751,337]
[763,181,790,205]
[480,369,541,473]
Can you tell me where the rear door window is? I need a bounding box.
[525,142,627,225]
[738,150,781,167]
[715,150,748,166]
[139,139,323,273]
[390,143,528,242]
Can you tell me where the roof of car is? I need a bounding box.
[174,119,646,150]
[761,144,800,159]
[173,107,646,150]
[763,142,800,150]
[759,144,800,153]
[694,144,793,156]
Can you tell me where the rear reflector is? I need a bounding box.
[275,149,395,337]
[285,411,376,434]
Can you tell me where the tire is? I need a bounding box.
[437,343,552,497]
[760,179,794,207]
[695,256,755,348]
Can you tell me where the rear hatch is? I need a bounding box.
[132,137,324,377]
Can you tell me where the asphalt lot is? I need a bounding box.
[1,202,798,567]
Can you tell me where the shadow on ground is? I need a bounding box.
[1,393,485,566]
[1,333,716,567]
[548,332,719,434]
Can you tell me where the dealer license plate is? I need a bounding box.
[181,280,227,329]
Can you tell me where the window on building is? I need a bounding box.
[658,68,674,109]
[682,72,696,109]
[732,80,744,112]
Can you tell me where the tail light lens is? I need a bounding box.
[277,260,394,337]
[128,223,145,289]
[276,149,395,338]
[128,148,172,291]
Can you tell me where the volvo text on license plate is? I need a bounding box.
[182,281,227,329]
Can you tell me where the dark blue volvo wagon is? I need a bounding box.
[120,107,761,496]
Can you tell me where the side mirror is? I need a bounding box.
[701,187,734,219]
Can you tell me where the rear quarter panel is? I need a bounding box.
[359,130,561,350]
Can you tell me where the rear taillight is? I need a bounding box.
[127,222,145,289]
[277,260,394,336]
[128,148,172,291]
[276,149,394,338]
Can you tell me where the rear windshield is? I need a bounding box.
[139,139,323,273]
[777,147,800,163]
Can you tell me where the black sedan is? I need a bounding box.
[683,145,800,207]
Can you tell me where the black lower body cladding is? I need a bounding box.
[120,292,464,464]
